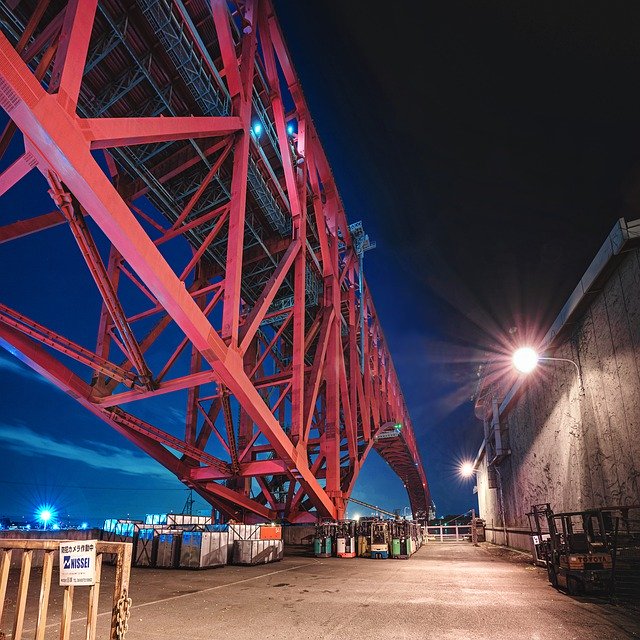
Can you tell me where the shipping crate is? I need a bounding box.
[156,530,182,568]
[225,524,261,562]
[167,514,212,527]
[145,513,168,525]
[135,527,158,567]
[232,539,283,565]
[180,531,227,569]
[100,523,137,566]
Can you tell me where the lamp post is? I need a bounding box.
[512,347,584,393]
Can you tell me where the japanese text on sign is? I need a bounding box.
[59,540,97,586]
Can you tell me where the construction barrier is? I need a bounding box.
[0,538,132,640]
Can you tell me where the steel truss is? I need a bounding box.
[0,0,430,523]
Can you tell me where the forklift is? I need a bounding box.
[390,520,411,559]
[370,520,390,559]
[336,520,357,558]
[357,518,373,557]
[528,503,614,595]
[314,520,337,558]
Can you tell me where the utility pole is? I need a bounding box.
[182,489,195,516]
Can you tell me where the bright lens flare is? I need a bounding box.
[513,347,539,374]
[460,462,474,477]
[37,506,55,529]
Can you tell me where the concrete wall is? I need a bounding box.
[282,524,315,546]
[477,248,640,532]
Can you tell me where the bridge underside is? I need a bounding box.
[0,0,430,522]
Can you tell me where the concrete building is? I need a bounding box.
[473,218,640,549]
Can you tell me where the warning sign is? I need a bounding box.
[59,541,97,586]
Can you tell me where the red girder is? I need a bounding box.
[0,0,430,523]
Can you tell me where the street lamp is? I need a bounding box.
[459,461,474,478]
[512,347,584,392]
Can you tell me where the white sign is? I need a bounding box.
[59,540,97,586]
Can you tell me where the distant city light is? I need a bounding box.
[37,505,55,530]
[52,523,60,530]
[81,522,88,530]
[353,513,361,521]
[252,122,262,136]
[287,123,294,135]
[513,347,539,374]
[460,461,474,478]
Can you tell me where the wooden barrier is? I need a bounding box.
[0,539,132,640]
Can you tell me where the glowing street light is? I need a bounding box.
[460,461,475,478]
[512,347,539,373]
[512,347,584,392]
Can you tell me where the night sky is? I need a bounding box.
[2,2,640,525]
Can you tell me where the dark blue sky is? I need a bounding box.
[3,2,640,525]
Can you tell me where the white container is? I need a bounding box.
[232,539,283,565]
[156,530,182,568]
[180,531,227,568]
[167,514,212,527]
[225,524,261,562]
[135,528,157,567]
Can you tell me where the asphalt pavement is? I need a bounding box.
[123,542,640,640]
[4,542,639,639]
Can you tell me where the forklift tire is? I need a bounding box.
[547,563,559,589]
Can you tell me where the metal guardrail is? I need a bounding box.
[0,539,132,640]
[425,525,473,542]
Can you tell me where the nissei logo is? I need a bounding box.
[63,555,91,570]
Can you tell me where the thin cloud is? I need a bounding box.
[0,351,44,382]
[0,423,175,481]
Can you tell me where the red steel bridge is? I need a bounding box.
[0,0,430,523]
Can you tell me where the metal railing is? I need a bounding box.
[425,525,473,542]
[0,539,132,640]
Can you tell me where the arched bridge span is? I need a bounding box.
[0,0,430,522]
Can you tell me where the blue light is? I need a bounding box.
[37,505,56,530]
[81,522,88,530]
[287,122,295,135]
[52,523,60,530]
[252,122,262,136]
